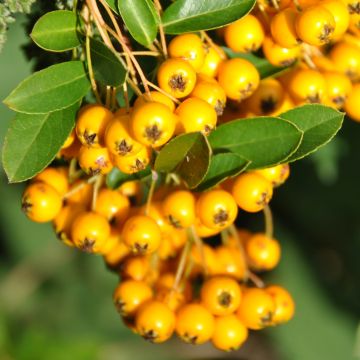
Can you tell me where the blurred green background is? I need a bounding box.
[1,16,360,360]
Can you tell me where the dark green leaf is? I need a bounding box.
[118,0,159,47]
[223,47,288,79]
[30,10,82,52]
[3,61,90,114]
[2,103,80,183]
[106,166,151,189]
[209,117,303,169]
[279,104,344,162]
[105,0,120,14]
[162,0,255,34]
[90,38,127,86]
[154,132,211,188]
[196,152,250,191]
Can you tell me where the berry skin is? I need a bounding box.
[194,217,221,238]
[214,245,247,280]
[211,315,248,352]
[61,129,76,149]
[94,188,130,223]
[245,78,285,116]
[270,8,299,48]
[145,201,173,234]
[71,211,111,254]
[53,203,86,246]
[130,102,176,148]
[65,180,93,207]
[266,285,295,325]
[105,114,143,157]
[134,91,175,112]
[198,46,226,78]
[341,0,360,14]
[191,79,227,116]
[122,215,162,254]
[76,104,113,147]
[320,0,350,39]
[330,41,360,81]
[78,146,113,175]
[190,244,219,277]
[295,5,336,46]
[246,233,281,271]
[157,58,197,98]
[232,172,273,213]
[344,83,360,121]
[135,300,176,343]
[34,167,69,196]
[103,241,130,268]
[176,97,217,135]
[113,280,153,317]
[162,190,196,229]
[236,288,275,330]
[224,14,264,53]
[218,58,260,101]
[168,33,205,71]
[254,163,290,187]
[323,72,352,108]
[111,146,151,174]
[287,69,327,104]
[118,180,141,198]
[196,189,238,230]
[200,276,242,316]
[22,182,63,223]
[121,256,152,282]
[99,227,122,255]
[175,303,215,344]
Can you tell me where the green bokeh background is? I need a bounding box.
[0,17,359,360]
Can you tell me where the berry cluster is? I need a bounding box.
[18,0,360,352]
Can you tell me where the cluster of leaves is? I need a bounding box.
[1,0,344,193]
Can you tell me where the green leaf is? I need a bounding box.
[117,0,159,47]
[162,0,255,34]
[90,38,127,86]
[196,152,250,191]
[2,103,80,183]
[105,0,120,14]
[3,61,90,114]
[155,132,211,189]
[279,104,344,162]
[223,47,288,79]
[209,117,303,169]
[106,166,151,189]
[30,10,82,52]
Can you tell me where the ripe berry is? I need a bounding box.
[22,182,62,223]
[295,5,336,46]
[323,71,352,108]
[157,58,196,98]
[134,91,175,112]
[266,285,295,325]
[61,129,76,149]
[168,33,205,71]
[122,215,162,254]
[78,146,113,175]
[130,102,176,147]
[215,245,247,280]
[34,167,69,196]
[198,46,226,78]
[218,58,260,101]
[71,211,111,254]
[103,241,130,268]
[254,163,290,187]
[76,104,113,147]
[135,300,176,343]
[344,83,360,121]
[270,8,299,48]
[320,0,350,39]
[111,146,151,174]
[211,315,248,351]
[113,280,153,317]
[232,173,273,213]
[224,14,265,53]
[196,189,238,230]
[236,288,275,330]
[175,303,215,344]
[200,276,242,316]
[121,255,152,282]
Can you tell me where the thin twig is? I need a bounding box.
[154,0,168,57]
[63,174,99,199]
[172,238,192,292]
[147,82,181,104]
[228,224,249,279]
[189,225,208,277]
[263,204,274,239]
[91,175,104,211]
[145,170,158,216]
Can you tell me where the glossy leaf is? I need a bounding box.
[90,38,127,86]
[30,10,81,52]
[209,117,303,169]
[196,152,250,191]
[106,166,151,189]
[154,132,211,188]
[2,103,80,183]
[223,47,289,79]
[4,61,90,114]
[117,0,159,47]
[279,104,344,162]
[162,0,255,34]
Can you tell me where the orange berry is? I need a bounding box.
[254,164,290,187]
[78,145,113,175]
[134,91,175,112]
[198,46,226,78]
[266,285,295,325]
[34,167,69,196]
[271,8,299,48]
